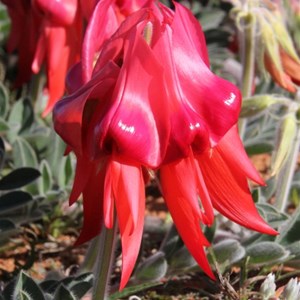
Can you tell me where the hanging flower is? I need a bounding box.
[2,0,83,116]
[31,0,83,116]
[53,1,276,289]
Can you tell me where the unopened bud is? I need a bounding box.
[260,273,276,300]
[268,12,300,63]
[283,278,300,300]
[240,95,279,118]
[272,113,297,175]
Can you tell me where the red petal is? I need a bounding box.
[95,32,170,168]
[82,0,119,82]
[171,3,241,144]
[111,161,145,289]
[197,148,278,235]
[160,158,215,279]
[66,62,84,94]
[32,30,46,73]
[152,25,210,161]
[217,125,265,185]
[53,62,119,153]
[69,154,93,205]
[75,164,104,245]
[33,0,78,26]
[171,2,210,66]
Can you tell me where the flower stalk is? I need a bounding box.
[238,11,256,139]
[92,219,118,300]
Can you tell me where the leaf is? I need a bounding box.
[257,203,289,227]
[70,282,93,299]
[211,239,245,265]
[246,241,290,265]
[38,160,53,195]
[13,271,45,300]
[0,168,40,190]
[45,131,67,179]
[53,284,76,300]
[261,177,277,201]
[109,282,163,300]
[245,142,274,155]
[169,246,197,271]
[0,191,32,212]
[0,117,9,132]
[8,98,34,140]
[200,9,225,31]
[0,82,8,118]
[276,205,300,245]
[134,251,167,282]
[12,137,38,168]
[39,280,59,294]
[74,272,94,284]
[57,155,73,188]
[0,219,17,244]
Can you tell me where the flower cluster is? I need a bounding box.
[52,0,277,289]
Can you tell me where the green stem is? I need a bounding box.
[238,13,256,139]
[92,220,118,300]
[275,124,300,212]
[79,236,103,273]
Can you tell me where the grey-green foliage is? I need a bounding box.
[0,82,75,245]
[1,271,93,300]
[125,201,300,293]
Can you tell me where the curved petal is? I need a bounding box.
[171,3,241,144]
[171,2,209,66]
[69,154,94,205]
[53,62,119,153]
[217,125,265,185]
[152,24,210,162]
[75,164,105,245]
[81,0,119,82]
[66,62,84,94]
[95,31,170,168]
[197,148,278,235]
[160,157,215,279]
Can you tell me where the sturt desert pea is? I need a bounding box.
[53,1,277,290]
[2,0,83,116]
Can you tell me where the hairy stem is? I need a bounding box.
[238,13,256,139]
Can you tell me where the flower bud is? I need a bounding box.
[272,113,297,175]
[283,278,300,300]
[240,95,279,118]
[260,273,276,300]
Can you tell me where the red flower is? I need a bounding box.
[31,0,82,116]
[2,0,82,116]
[53,1,275,289]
